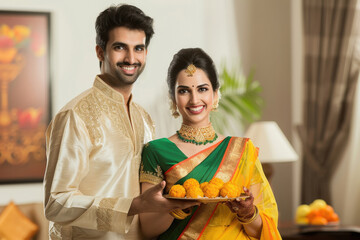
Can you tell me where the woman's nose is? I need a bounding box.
[190,92,199,104]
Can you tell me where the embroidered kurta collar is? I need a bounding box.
[93,75,133,104]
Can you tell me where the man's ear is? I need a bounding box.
[96,45,104,61]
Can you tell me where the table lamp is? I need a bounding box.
[244,121,298,181]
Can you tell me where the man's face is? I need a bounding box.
[97,27,147,86]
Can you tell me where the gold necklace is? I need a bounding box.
[176,123,218,145]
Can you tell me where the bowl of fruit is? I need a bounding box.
[295,199,339,226]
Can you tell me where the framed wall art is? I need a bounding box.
[0,10,50,183]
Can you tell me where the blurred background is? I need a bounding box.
[0,0,359,236]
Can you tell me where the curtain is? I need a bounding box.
[299,0,360,204]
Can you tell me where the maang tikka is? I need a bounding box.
[185,64,196,77]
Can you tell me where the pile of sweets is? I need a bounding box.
[169,177,241,199]
[295,199,340,225]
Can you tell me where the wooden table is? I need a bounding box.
[279,222,360,240]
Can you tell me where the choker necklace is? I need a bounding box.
[176,124,218,145]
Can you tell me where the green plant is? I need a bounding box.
[211,66,263,134]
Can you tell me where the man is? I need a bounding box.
[44,4,195,239]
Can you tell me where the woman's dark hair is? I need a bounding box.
[167,48,219,100]
[95,4,154,51]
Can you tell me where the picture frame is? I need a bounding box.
[0,10,51,183]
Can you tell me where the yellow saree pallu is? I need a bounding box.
[140,137,281,240]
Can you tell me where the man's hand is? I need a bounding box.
[128,181,199,216]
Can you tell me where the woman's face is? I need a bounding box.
[174,68,217,127]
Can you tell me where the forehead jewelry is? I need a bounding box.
[185,64,197,77]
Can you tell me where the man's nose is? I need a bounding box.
[124,50,135,64]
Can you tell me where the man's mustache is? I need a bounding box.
[117,62,141,67]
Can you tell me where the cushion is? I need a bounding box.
[0,201,38,240]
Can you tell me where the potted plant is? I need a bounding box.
[211,65,263,135]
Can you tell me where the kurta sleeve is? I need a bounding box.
[139,143,164,185]
[44,109,134,234]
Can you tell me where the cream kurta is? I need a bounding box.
[44,76,155,239]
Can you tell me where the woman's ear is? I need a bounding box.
[170,100,180,118]
[212,90,220,110]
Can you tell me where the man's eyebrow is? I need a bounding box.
[111,42,127,47]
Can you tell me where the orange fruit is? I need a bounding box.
[310,216,328,225]
[328,212,339,222]
[319,205,334,221]
[306,209,320,220]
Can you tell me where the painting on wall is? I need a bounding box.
[0,11,50,183]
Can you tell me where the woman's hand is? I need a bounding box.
[225,186,262,238]
[225,186,255,219]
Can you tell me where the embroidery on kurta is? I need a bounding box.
[97,198,118,231]
[74,89,129,144]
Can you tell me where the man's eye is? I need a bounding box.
[135,46,145,52]
[114,45,124,50]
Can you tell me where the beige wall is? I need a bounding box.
[234,0,297,222]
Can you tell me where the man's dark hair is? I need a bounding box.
[95,4,154,51]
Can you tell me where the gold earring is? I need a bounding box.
[171,102,180,118]
[212,99,219,111]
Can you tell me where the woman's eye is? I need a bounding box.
[199,87,208,92]
[178,89,188,94]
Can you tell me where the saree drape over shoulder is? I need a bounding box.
[140,137,281,240]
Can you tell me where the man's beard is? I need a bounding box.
[115,62,145,85]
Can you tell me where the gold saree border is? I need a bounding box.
[214,138,248,182]
[164,140,223,192]
[178,204,219,240]
[179,137,248,240]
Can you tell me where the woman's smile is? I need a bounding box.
[187,105,205,114]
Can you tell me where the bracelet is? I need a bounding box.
[169,208,192,220]
[236,205,259,225]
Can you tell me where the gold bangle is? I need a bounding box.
[169,208,192,220]
[236,205,259,225]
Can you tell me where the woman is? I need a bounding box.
[139,48,281,239]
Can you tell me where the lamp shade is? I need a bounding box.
[244,121,298,163]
